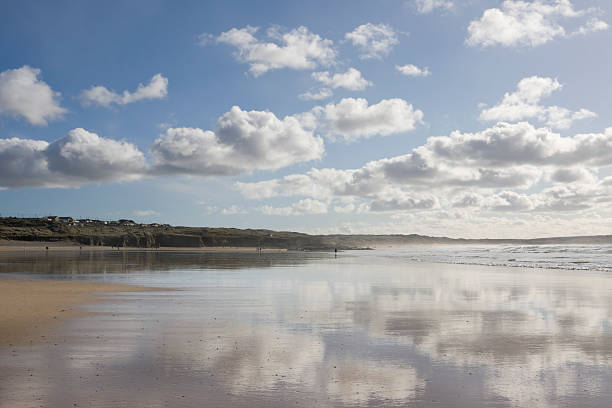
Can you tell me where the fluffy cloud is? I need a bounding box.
[425,122,612,167]
[216,26,335,76]
[80,74,168,107]
[485,190,536,211]
[345,23,398,59]
[396,64,431,77]
[474,182,612,213]
[0,66,67,126]
[260,198,328,216]
[235,122,612,215]
[572,17,609,36]
[151,106,324,176]
[0,128,146,189]
[311,68,372,91]
[549,167,595,184]
[311,98,424,142]
[369,192,439,212]
[6,97,424,189]
[452,193,483,208]
[235,168,357,200]
[414,0,454,14]
[467,0,608,48]
[0,138,51,188]
[479,76,596,129]
[45,128,145,181]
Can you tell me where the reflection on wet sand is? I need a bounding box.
[0,250,334,275]
[1,250,612,407]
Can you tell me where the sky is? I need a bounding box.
[1,0,611,238]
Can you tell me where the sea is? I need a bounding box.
[375,244,612,272]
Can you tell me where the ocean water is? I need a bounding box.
[377,245,612,272]
[2,247,612,407]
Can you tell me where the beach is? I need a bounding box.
[0,278,161,346]
[2,248,612,407]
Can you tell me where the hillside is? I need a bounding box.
[1,217,611,250]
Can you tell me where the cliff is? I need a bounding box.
[1,217,611,250]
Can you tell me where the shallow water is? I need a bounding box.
[2,248,612,407]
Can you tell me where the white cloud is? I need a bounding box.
[311,68,372,91]
[485,190,536,211]
[235,168,356,200]
[311,97,424,142]
[467,0,608,48]
[572,18,609,36]
[466,183,612,213]
[9,97,431,188]
[259,205,295,216]
[216,26,335,76]
[414,0,454,14]
[396,64,431,77]
[0,66,67,126]
[479,76,596,129]
[345,23,399,59]
[452,193,483,208]
[299,88,333,101]
[133,210,159,217]
[197,33,215,46]
[369,192,440,212]
[536,183,611,211]
[293,198,328,214]
[0,128,146,189]
[259,198,328,216]
[151,106,324,176]
[80,74,168,107]
[334,203,357,214]
[221,205,248,215]
[0,138,52,188]
[235,122,612,215]
[45,128,146,182]
[425,122,612,167]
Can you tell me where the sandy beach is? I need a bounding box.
[2,249,612,407]
[0,278,160,346]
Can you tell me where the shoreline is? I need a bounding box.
[0,278,163,347]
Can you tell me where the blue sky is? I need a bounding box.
[1,0,611,238]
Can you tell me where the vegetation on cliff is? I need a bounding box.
[1,217,612,250]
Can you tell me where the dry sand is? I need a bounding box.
[0,278,161,346]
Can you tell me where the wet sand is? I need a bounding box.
[0,279,161,346]
[0,240,287,253]
[2,249,612,407]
